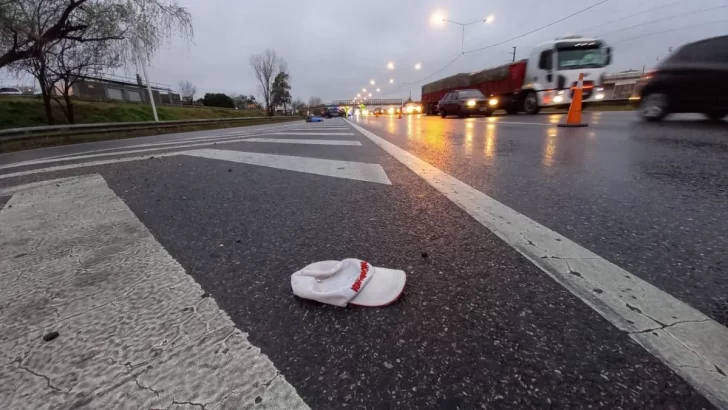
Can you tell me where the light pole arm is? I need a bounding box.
[442,19,465,27]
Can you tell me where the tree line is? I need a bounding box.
[1,0,192,125]
[1,1,311,124]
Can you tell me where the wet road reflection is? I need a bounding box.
[353,111,728,327]
[542,127,558,168]
[484,123,496,161]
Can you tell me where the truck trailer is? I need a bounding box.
[422,36,613,115]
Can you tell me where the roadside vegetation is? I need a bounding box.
[0,96,270,129]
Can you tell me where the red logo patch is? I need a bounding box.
[351,261,369,292]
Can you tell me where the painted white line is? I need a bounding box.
[42,131,276,160]
[0,175,309,409]
[282,127,351,131]
[347,120,728,409]
[182,149,391,185]
[14,124,296,162]
[239,138,361,146]
[473,119,552,126]
[0,153,180,180]
[0,132,300,171]
[269,132,355,136]
[0,143,213,171]
[0,176,78,196]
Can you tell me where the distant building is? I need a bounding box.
[602,70,644,100]
[61,74,181,105]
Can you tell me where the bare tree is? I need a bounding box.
[3,0,193,124]
[1,0,193,69]
[178,80,196,100]
[120,0,193,66]
[46,38,120,123]
[250,49,286,116]
[308,96,323,107]
[291,98,305,114]
[0,0,124,69]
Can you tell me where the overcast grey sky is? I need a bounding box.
[6,0,726,101]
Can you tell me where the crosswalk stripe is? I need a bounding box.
[0,153,181,180]
[269,132,354,136]
[238,139,361,146]
[182,149,391,184]
[0,131,357,172]
[282,127,351,131]
[0,175,309,409]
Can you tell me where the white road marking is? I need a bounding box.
[473,119,552,126]
[239,138,361,146]
[0,175,309,409]
[0,132,307,171]
[347,120,728,409]
[182,149,391,185]
[0,176,78,196]
[269,132,355,136]
[0,153,181,180]
[4,123,297,164]
[41,130,277,160]
[282,127,352,131]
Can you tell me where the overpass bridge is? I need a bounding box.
[331,98,403,107]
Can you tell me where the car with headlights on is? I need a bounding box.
[403,102,423,115]
[322,106,343,118]
[437,89,496,118]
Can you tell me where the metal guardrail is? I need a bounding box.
[0,116,298,142]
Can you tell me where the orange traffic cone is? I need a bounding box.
[558,73,588,128]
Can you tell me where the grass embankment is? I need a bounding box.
[0,96,300,153]
[0,95,265,130]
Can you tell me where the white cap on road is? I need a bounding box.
[291,259,406,307]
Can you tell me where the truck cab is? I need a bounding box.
[523,36,612,114]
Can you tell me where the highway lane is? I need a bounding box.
[0,120,301,165]
[0,118,721,409]
[353,112,728,329]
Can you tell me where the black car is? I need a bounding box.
[636,35,728,122]
[322,106,343,118]
[437,89,493,118]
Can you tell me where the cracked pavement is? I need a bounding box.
[0,174,307,410]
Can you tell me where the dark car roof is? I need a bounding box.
[661,35,728,66]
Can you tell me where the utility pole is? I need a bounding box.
[128,0,159,122]
[510,47,517,62]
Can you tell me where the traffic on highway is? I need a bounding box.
[1,1,728,410]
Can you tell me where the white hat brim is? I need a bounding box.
[349,267,406,307]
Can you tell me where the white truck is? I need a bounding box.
[422,36,613,115]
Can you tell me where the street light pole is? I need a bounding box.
[128,0,159,122]
[441,16,494,55]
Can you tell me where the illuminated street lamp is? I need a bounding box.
[376,88,380,92]
[390,78,394,84]
[368,93,372,97]
[387,61,395,70]
[430,10,446,26]
[415,63,422,71]
[362,88,367,92]
[370,80,375,85]
[357,93,361,97]
[432,11,495,54]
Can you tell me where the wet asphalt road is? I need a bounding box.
[0,115,724,409]
[354,112,728,328]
